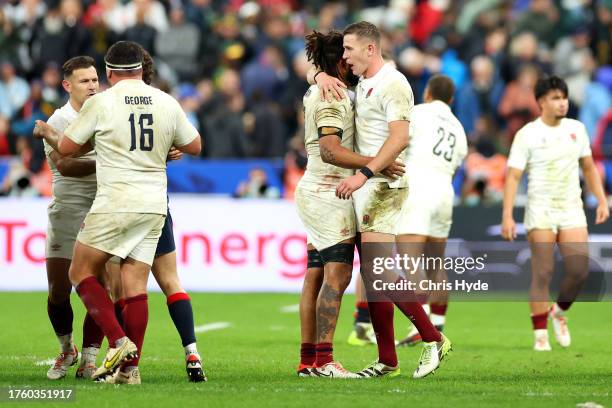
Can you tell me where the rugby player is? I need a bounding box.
[42,56,100,380]
[34,41,201,382]
[502,75,609,351]
[316,21,451,379]
[297,30,403,378]
[105,47,207,383]
[394,75,467,347]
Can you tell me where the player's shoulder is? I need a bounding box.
[560,118,587,131]
[48,103,74,127]
[517,118,542,136]
[383,67,410,88]
[306,85,351,110]
[151,85,181,108]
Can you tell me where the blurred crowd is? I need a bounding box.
[0,0,611,203]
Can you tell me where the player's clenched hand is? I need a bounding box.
[336,173,367,200]
[33,120,50,139]
[501,217,517,241]
[315,72,346,102]
[595,202,610,224]
[167,147,183,162]
[381,160,405,179]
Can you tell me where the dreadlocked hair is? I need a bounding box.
[305,30,344,79]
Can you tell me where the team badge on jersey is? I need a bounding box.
[366,88,373,98]
[570,133,576,142]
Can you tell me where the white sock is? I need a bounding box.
[82,347,100,362]
[552,303,565,317]
[184,343,198,356]
[57,333,74,353]
[431,313,446,327]
[422,304,431,316]
[534,329,548,338]
[115,336,129,348]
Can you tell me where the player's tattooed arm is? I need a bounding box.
[49,151,96,177]
[319,128,368,168]
[319,127,406,177]
[580,156,610,224]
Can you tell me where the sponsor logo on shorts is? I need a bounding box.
[51,244,61,251]
[363,214,370,225]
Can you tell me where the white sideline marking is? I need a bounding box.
[35,358,56,366]
[576,403,604,408]
[194,322,232,333]
[280,304,300,313]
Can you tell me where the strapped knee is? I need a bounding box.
[307,249,323,269]
[319,243,354,266]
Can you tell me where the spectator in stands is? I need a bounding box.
[123,3,157,55]
[234,167,280,198]
[513,0,560,47]
[0,61,30,118]
[241,44,289,104]
[84,0,128,34]
[500,31,551,83]
[463,135,507,206]
[155,7,201,82]
[498,63,540,141]
[0,116,11,156]
[580,67,612,140]
[125,0,168,33]
[455,55,504,137]
[0,10,19,66]
[198,71,249,158]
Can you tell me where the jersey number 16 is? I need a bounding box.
[129,113,154,151]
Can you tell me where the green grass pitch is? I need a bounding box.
[0,292,610,407]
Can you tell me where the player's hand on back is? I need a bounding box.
[595,202,610,224]
[381,160,405,179]
[167,147,183,162]
[336,173,367,200]
[501,217,517,241]
[315,72,346,102]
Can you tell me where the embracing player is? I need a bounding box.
[104,47,207,383]
[39,50,206,383]
[502,75,609,351]
[42,56,100,380]
[35,41,201,382]
[296,30,403,378]
[396,75,467,346]
[317,21,451,379]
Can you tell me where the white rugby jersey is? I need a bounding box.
[507,117,592,208]
[301,85,355,188]
[44,102,97,206]
[65,79,199,215]
[355,62,413,186]
[405,101,467,190]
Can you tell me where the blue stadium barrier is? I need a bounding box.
[166,158,285,195]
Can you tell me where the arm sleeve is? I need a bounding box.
[173,101,199,147]
[578,123,592,158]
[507,129,529,170]
[382,80,413,123]
[314,99,346,131]
[454,129,469,170]
[64,97,98,145]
